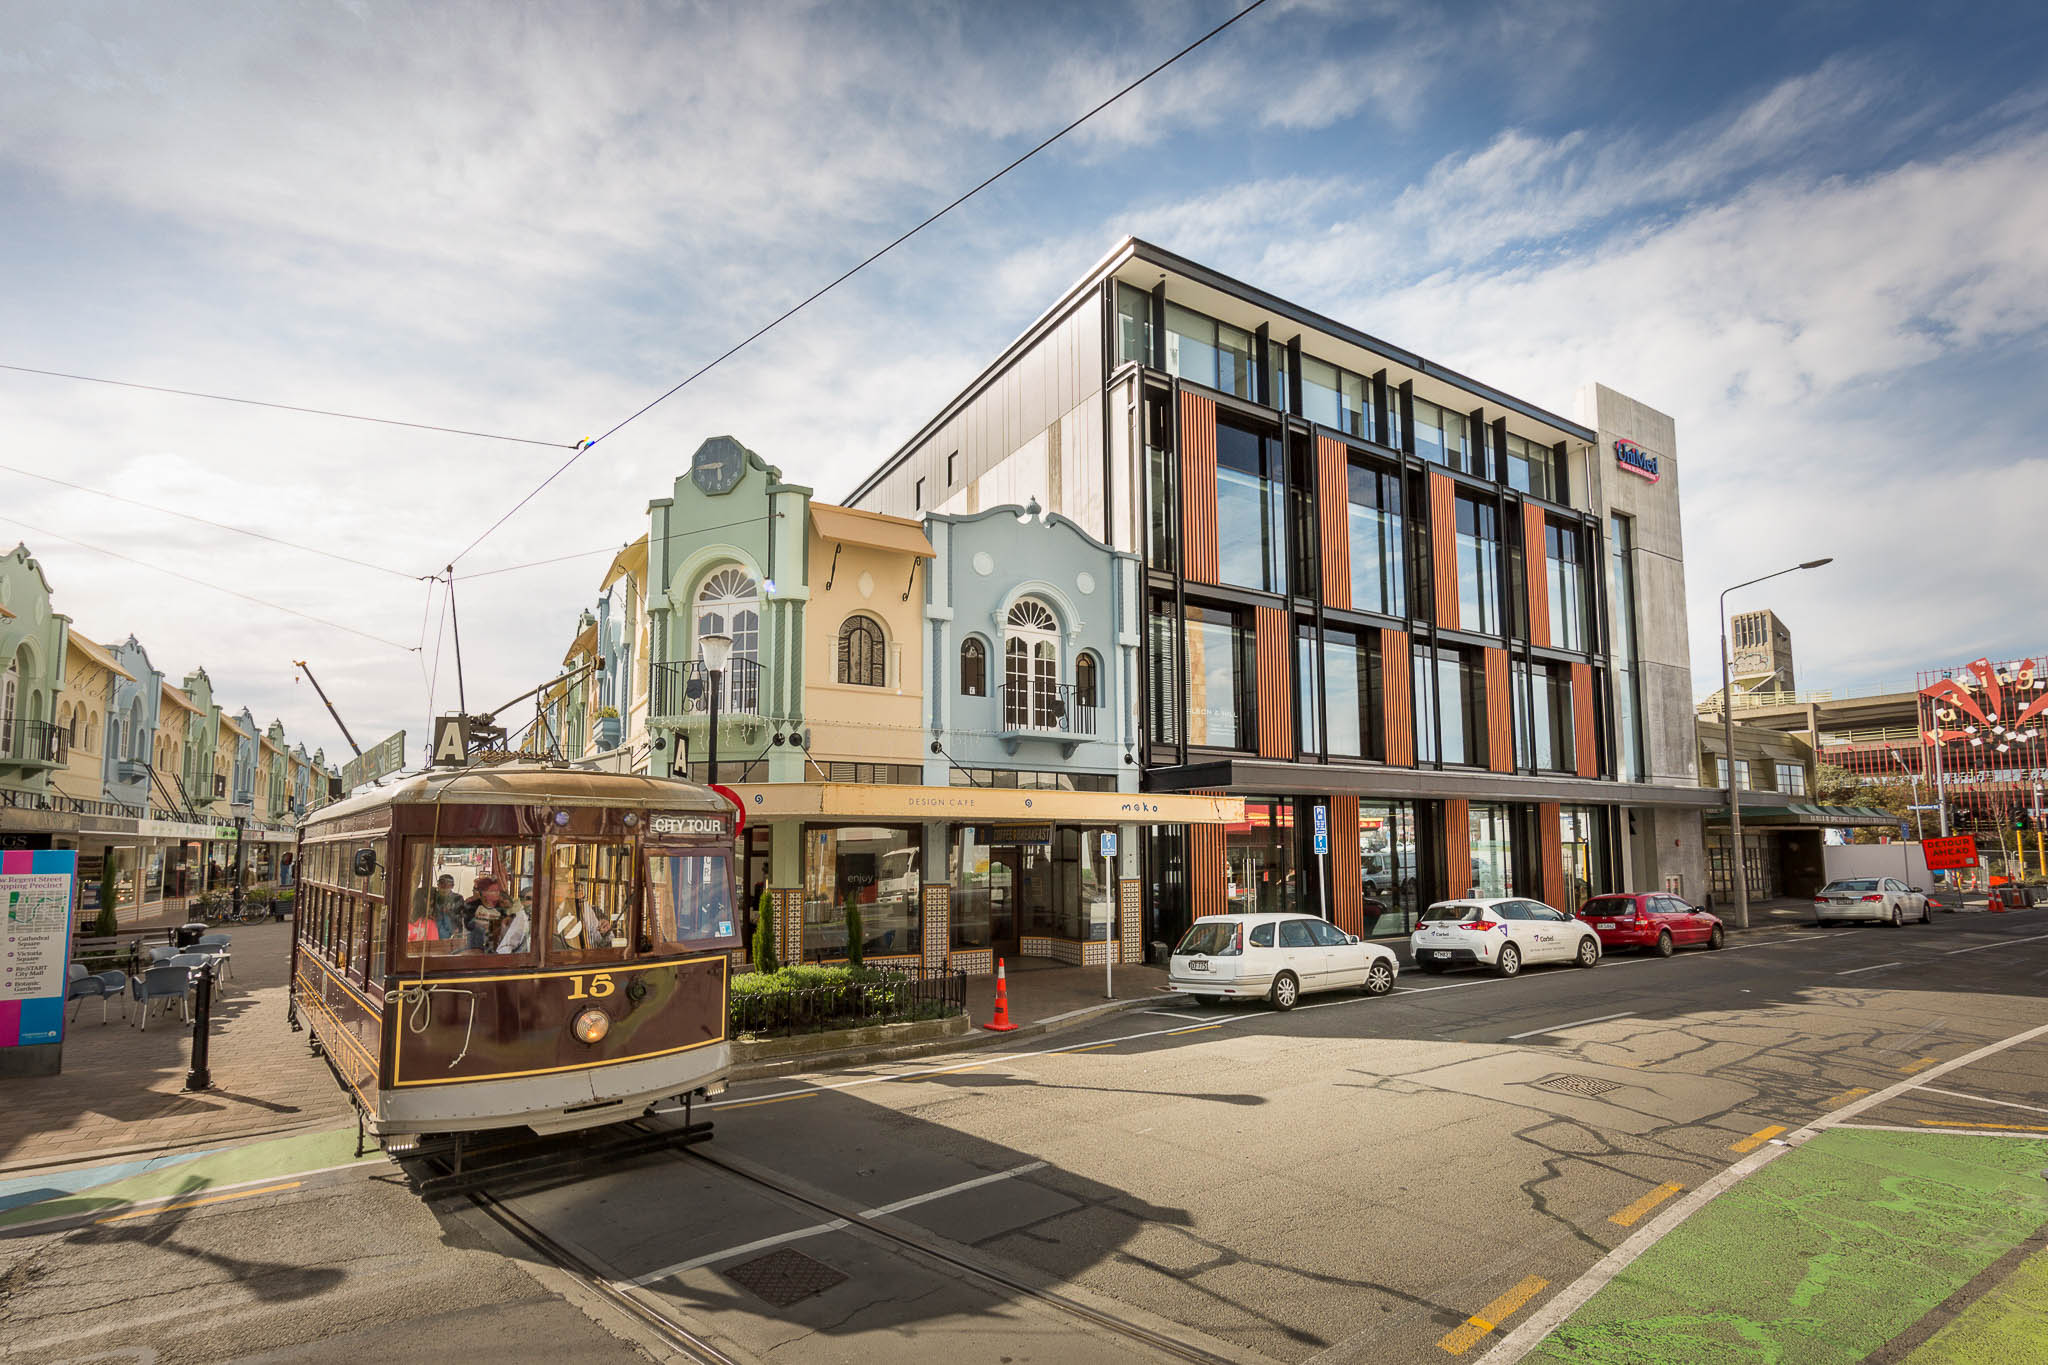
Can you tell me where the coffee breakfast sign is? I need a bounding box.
[1615,438,1660,482]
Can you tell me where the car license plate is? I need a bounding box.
[1188,959,1208,971]
[1596,922,1615,930]
[1429,950,1451,960]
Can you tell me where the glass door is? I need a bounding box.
[989,849,1019,955]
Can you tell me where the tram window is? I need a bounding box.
[365,901,388,983]
[335,899,353,972]
[648,850,738,948]
[397,839,540,968]
[548,840,634,965]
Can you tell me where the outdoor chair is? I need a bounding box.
[177,947,232,985]
[68,967,128,1023]
[196,934,231,950]
[146,944,180,966]
[131,965,191,1030]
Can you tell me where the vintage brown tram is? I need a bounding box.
[290,763,740,1143]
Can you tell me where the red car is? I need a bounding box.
[1576,893,1724,956]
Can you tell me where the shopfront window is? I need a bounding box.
[1052,827,1113,942]
[1226,800,1298,916]
[1346,458,1405,616]
[950,831,994,950]
[647,849,736,948]
[1360,801,1418,935]
[1468,802,1515,899]
[803,825,920,960]
[1558,806,1607,908]
[1215,419,1287,593]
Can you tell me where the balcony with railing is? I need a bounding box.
[0,720,67,771]
[997,682,1098,757]
[115,757,150,784]
[649,658,766,723]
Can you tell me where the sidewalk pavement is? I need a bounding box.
[962,955,1173,1040]
[2,918,352,1175]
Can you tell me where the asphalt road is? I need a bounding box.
[6,910,2046,1364]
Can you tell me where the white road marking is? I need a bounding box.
[1473,1018,2048,1365]
[1914,1085,2048,1117]
[1832,1122,2048,1141]
[1139,1010,1213,1019]
[629,1161,1047,1286]
[1505,1011,1635,1041]
[1945,932,2048,955]
[1836,961,1904,976]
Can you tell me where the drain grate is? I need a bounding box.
[721,1246,849,1307]
[1533,1073,1625,1099]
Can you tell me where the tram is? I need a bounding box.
[290,763,740,1145]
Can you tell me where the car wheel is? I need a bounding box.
[1920,901,1931,924]
[1707,925,1725,950]
[1495,945,1522,978]
[1270,972,1300,1011]
[1574,936,1600,968]
[1364,960,1395,995]
[1655,931,1675,958]
[1888,905,1903,928]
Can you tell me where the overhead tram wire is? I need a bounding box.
[0,363,578,451]
[0,513,419,654]
[0,464,420,582]
[460,510,784,581]
[438,0,1277,571]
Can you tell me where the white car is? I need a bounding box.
[1168,913,1400,1010]
[1410,897,1601,977]
[1814,878,1930,926]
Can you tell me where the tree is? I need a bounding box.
[1814,763,1921,844]
[750,886,779,975]
[844,891,864,969]
[93,852,120,938]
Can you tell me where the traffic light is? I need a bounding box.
[2018,810,2035,833]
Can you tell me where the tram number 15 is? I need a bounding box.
[565,972,616,1000]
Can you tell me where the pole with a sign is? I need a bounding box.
[1,849,77,1078]
[1313,804,1330,922]
[1101,829,1118,999]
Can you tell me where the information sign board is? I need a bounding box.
[2,849,77,1055]
[1100,831,1117,858]
[340,730,407,792]
[1921,834,1979,872]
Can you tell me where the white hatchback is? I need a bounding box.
[1167,914,1401,1010]
[1410,897,1602,977]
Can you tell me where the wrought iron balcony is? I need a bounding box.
[650,658,765,722]
[0,720,67,769]
[998,683,1099,742]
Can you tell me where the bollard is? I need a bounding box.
[185,965,214,1092]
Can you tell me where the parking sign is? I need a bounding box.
[1100,831,1117,858]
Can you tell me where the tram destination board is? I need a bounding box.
[340,730,406,792]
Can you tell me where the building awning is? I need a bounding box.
[68,635,136,681]
[221,715,251,739]
[809,503,935,559]
[1706,802,1898,828]
[161,683,203,713]
[601,534,649,592]
[563,622,598,666]
[726,782,1244,826]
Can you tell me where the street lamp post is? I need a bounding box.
[698,632,733,787]
[1892,749,1925,842]
[1720,558,1833,930]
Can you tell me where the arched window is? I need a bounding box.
[65,704,79,745]
[1075,653,1099,711]
[0,656,18,760]
[960,637,987,697]
[838,616,886,687]
[694,566,760,710]
[88,709,99,751]
[1003,598,1060,729]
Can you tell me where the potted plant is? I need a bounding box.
[751,886,779,974]
[844,890,865,969]
[594,705,623,749]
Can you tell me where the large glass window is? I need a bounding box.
[1558,806,1607,907]
[802,825,921,960]
[1116,282,1153,365]
[960,637,987,697]
[1468,803,1515,898]
[1215,419,1287,593]
[1456,495,1501,635]
[1546,522,1588,652]
[647,850,736,947]
[1413,400,1472,472]
[696,566,761,711]
[1418,647,1486,766]
[1183,603,1252,749]
[1146,598,1180,746]
[1301,356,1370,438]
[1514,660,1574,772]
[1505,434,1558,502]
[1609,514,1645,783]
[1360,801,1418,934]
[1226,800,1298,916]
[1164,302,1256,399]
[1296,627,1322,757]
[401,840,541,967]
[1347,458,1406,616]
[1778,763,1807,795]
[1322,627,1379,760]
[1003,599,1061,729]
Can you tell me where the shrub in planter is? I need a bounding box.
[751,886,779,974]
[844,891,864,969]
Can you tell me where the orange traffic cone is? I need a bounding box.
[984,957,1018,1032]
[1990,889,2006,913]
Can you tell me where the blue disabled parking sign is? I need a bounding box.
[1100,831,1117,858]
[1313,804,1328,856]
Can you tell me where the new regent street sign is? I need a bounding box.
[1615,438,1661,482]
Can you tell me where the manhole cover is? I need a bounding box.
[1533,1073,1625,1099]
[722,1246,849,1307]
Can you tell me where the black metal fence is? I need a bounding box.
[730,966,966,1036]
[650,657,765,720]
[998,682,1098,735]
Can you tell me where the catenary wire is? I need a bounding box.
[0,362,577,450]
[0,513,419,653]
[439,0,1276,570]
[0,463,420,581]
[460,511,782,580]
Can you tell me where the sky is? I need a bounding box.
[4,0,2046,762]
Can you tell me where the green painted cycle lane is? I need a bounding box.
[0,1125,383,1230]
[1528,1128,2048,1365]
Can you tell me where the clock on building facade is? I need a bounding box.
[691,435,747,496]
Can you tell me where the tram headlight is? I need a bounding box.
[572,1008,611,1045]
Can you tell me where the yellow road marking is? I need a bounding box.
[1169,1023,1223,1035]
[94,1181,303,1224]
[1729,1125,1787,1153]
[1823,1086,1873,1109]
[1065,1042,1118,1053]
[1437,1274,1548,1355]
[1917,1118,2048,1133]
[718,1092,818,1111]
[1609,1182,1685,1227]
[1900,1057,1939,1074]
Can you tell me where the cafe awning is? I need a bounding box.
[809,503,936,559]
[726,782,1243,826]
[601,534,649,591]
